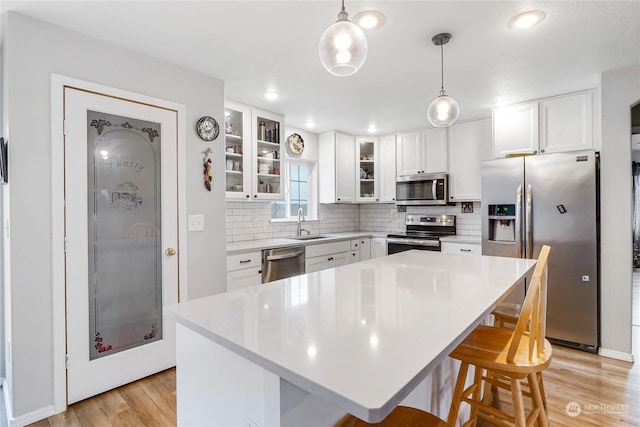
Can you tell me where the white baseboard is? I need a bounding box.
[1,381,55,427]
[598,347,635,362]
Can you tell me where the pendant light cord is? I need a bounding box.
[341,0,345,12]
[440,43,445,91]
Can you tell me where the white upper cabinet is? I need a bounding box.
[492,101,539,158]
[540,91,593,154]
[319,131,356,203]
[356,137,378,202]
[396,131,422,176]
[448,118,492,201]
[224,101,284,200]
[378,134,397,203]
[492,90,594,158]
[422,128,448,173]
[396,128,447,177]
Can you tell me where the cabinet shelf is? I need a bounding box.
[226,170,243,175]
[257,173,280,178]
[360,179,375,182]
[225,152,243,158]
[226,134,242,140]
[257,140,280,147]
[359,160,374,163]
[257,156,280,162]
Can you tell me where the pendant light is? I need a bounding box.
[427,33,459,127]
[319,0,368,77]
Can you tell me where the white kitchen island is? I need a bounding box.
[165,250,536,426]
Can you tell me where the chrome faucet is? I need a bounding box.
[297,207,309,236]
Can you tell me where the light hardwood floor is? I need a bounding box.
[29,273,640,427]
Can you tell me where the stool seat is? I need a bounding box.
[491,302,521,327]
[335,407,448,427]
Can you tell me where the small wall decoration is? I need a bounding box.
[0,137,7,184]
[286,133,304,156]
[202,148,213,191]
[196,116,219,141]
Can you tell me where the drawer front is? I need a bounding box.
[305,241,350,258]
[305,252,350,273]
[441,242,481,255]
[227,251,262,272]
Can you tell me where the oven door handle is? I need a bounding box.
[386,237,439,247]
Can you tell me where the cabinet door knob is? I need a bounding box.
[337,198,341,201]
[533,150,538,154]
[376,198,379,201]
[254,195,257,198]
[165,248,176,256]
[541,149,545,153]
[246,195,250,198]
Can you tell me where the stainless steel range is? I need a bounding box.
[387,214,456,254]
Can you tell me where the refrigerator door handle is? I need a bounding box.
[516,185,523,258]
[526,184,533,258]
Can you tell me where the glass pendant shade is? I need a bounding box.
[427,90,460,127]
[427,32,459,127]
[319,8,368,77]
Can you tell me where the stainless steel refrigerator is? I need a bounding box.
[482,150,599,352]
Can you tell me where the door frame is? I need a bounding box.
[50,74,188,413]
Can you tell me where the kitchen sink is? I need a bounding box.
[286,235,330,241]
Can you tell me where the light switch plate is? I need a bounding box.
[188,214,205,232]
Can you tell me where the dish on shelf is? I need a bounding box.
[286,133,304,155]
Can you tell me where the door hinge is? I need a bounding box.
[64,236,68,253]
[65,354,69,368]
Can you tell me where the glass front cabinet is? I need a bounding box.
[224,101,284,200]
[356,137,379,202]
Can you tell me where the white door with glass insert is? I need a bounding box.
[64,87,179,404]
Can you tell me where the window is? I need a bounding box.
[272,160,317,220]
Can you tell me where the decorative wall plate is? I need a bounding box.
[196,116,219,141]
[286,133,304,155]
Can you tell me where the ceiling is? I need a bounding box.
[2,1,639,136]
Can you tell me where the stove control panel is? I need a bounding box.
[405,214,456,226]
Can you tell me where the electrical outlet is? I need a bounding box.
[188,214,205,232]
[397,205,407,213]
[461,202,473,213]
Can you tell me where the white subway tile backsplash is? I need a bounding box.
[225,201,481,242]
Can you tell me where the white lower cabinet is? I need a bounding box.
[305,241,350,273]
[441,241,481,255]
[226,251,262,291]
[371,237,387,258]
[349,238,371,263]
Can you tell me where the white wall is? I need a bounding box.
[599,65,640,358]
[2,11,227,421]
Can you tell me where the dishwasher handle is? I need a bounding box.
[265,250,305,261]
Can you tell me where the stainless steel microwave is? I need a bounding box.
[396,173,449,205]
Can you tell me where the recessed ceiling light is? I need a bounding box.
[491,99,509,108]
[507,10,546,30]
[305,120,317,128]
[367,125,377,133]
[224,111,230,116]
[262,91,280,101]
[353,10,385,30]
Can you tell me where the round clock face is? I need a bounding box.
[287,133,304,155]
[196,116,219,141]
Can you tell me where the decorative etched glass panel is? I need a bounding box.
[87,111,162,360]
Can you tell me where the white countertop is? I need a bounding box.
[439,235,482,244]
[166,250,535,422]
[227,231,387,254]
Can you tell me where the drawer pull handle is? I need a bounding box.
[460,249,471,252]
[328,257,334,261]
[239,259,252,264]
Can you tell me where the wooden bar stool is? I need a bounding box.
[447,245,552,427]
[335,406,448,427]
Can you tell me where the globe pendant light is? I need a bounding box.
[427,33,459,127]
[319,0,368,77]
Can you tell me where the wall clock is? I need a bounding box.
[196,116,219,141]
[286,133,304,155]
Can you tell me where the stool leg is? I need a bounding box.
[469,367,483,427]
[447,361,470,426]
[510,378,526,427]
[537,372,547,407]
[528,372,548,427]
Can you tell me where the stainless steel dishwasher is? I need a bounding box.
[262,246,305,283]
